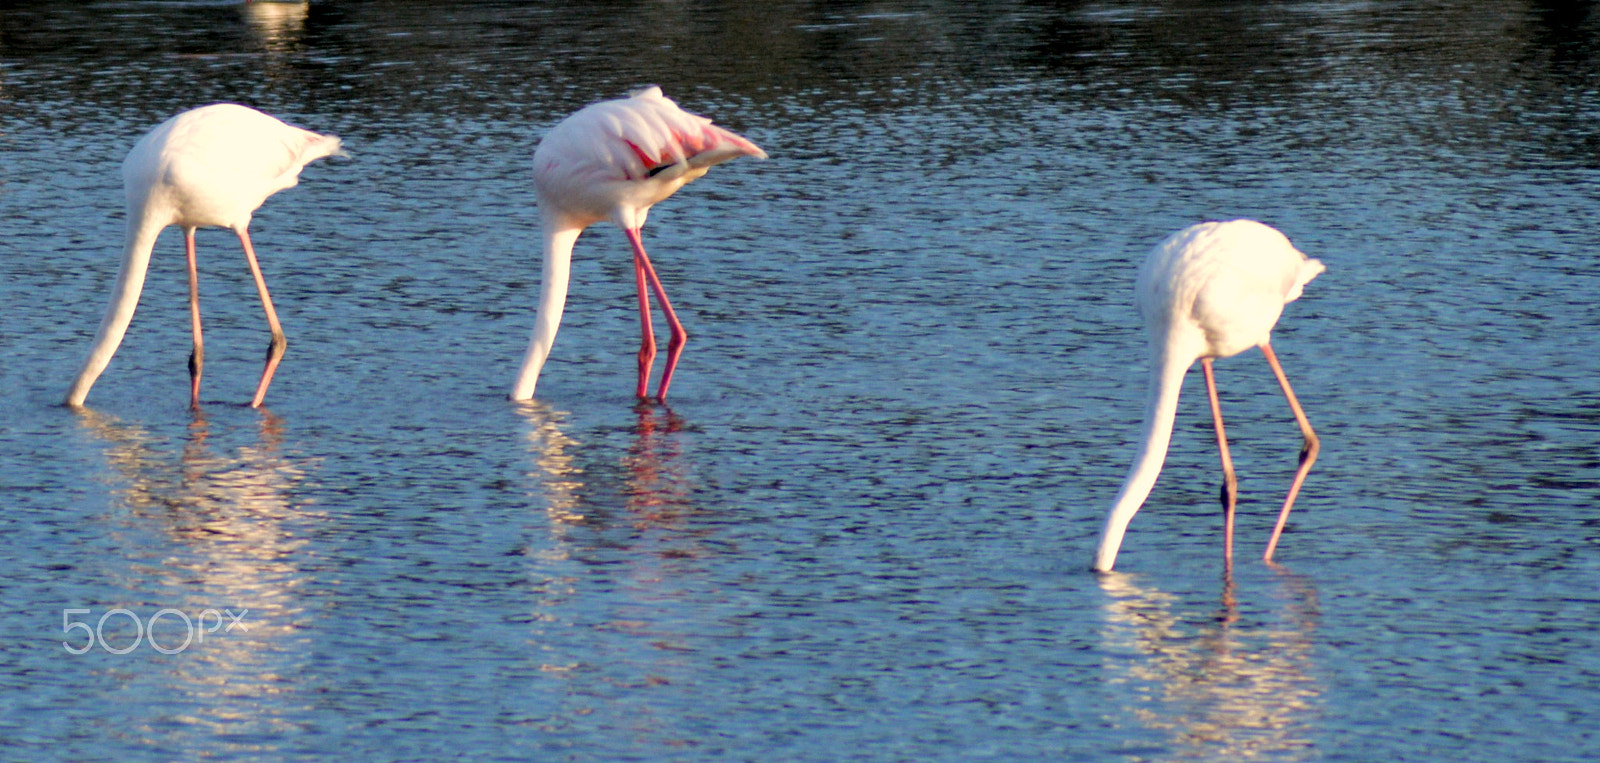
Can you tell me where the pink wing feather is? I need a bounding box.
[537,86,766,184]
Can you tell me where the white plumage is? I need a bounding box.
[1093,220,1324,572]
[66,103,341,409]
[125,104,340,231]
[512,87,767,402]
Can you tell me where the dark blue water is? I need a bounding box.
[3,1,1599,759]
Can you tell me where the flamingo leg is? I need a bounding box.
[1201,357,1238,569]
[631,234,657,400]
[237,227,286,408]
[1260,342,1319,563]
[625,228,686,401]
[185,228,204,409]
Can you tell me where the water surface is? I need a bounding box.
[2,1,1599,760]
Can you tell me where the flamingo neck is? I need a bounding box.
[510,216,583,401]
[64,215,168,407]
[1092,338,1195,571]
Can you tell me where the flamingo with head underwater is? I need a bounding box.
[509,86,767,403]
[65,103,342,409]
[1092,219,1324,573]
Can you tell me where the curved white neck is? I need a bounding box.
[510,216,582,401]
[64,215,168,407]
[1092,339,1195,571]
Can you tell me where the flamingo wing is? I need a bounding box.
[128,104,342,229]
[536,86,766,185]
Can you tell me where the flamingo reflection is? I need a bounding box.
[514,402,701,548]
[517,400,587,527]
[622,404,696,538]
[1098,570,1321,759]
[513,402,709,746]
[77,409,319,752]
[241,1,309,52]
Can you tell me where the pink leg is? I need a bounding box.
[1202,357,1238,570]
[185,228,204,409]
[632,237,657,400]
[625,228,687,401]
[238,228,286,408]
[1260,342,1319,562]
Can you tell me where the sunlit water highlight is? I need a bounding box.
[2,1,1599,760]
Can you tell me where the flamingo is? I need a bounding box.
[64,103,342,409]
[1092,220,1324,573]
[510,86,767,403]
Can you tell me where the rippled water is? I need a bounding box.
[3,1,1599,759]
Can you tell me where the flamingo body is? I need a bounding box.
[125,104,333,231]
[511,86,766,402]
[65,103,341,408]
[1093,220,1324,572]
[1138,221,1321,361]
